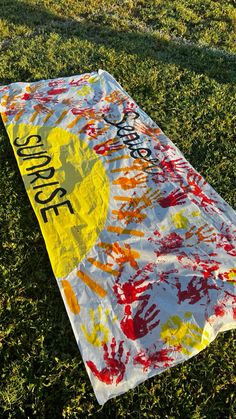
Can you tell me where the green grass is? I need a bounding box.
[0,0,236,417]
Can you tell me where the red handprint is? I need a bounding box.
[176,273,219,305]
[213,292,236,320]
[20,92,58,103]
[176,253,220,308]
[193,254,219,280]
[158,190,187,208]
[177,252,219,277]
[185,171,206,195]
[158,269,179,284]
[120,301,160,340]
[154,142,176,158]
[20,92,34,101]
[160,157,189,175]
[196,194,220,214]
[152,169,170,184]
[0,86,8,93]
[113,272,153,305]
[123,100,137,113]
[48,79,65,87]
[182,171,221,214]
[93,139,123,155]
[86,338,130,385]
[150,156,185,184]
[133,346,177,371]
[150,232,183,256]
[33,103,51,114]
[216,223,236,256]
[71,107,85,116]
[47,87,67,95]
[4,105,21,116]
[114,262,177,304]
[69,75,90,86]
[80,122,97,137]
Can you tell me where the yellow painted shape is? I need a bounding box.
[160,314,210,356]
[89,75,99,84]
[228,268,236,284]
[6,123,110,278]
[77,86,92,96]
[61,279,80,314]
[191,210,201,217]
[171,210,189,229]
[81,305,112,346]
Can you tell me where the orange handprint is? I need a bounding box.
[105,90,127,105]
[112,188,162,224]
[33,103,51,114]
[112,173,147,190]
[71,107,97,119]
[25,82,45,94]
[99,242,140,270]
[134,120,162,140]
[112,208,146,224]
[185,224,216,244]
[111,158,150,173]
[114,188,162,209]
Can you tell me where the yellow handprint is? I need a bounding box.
[171,210,189,229]
[81,305,117,347]
[219,268,236,284]
[160,313,210,356]
[191,210,201,217]
[77,85,92,96]
[88,75,99,84]
[228,268,236,284]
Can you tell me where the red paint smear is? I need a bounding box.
[214,305,225,317]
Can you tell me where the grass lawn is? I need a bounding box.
[0,0,235,417]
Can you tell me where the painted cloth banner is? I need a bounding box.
[0,70,235,404]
